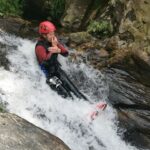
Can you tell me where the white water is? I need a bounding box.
[0,32,138,150]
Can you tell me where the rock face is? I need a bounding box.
[119,0,150,46]
[0,113,70,150]
[61,0,150,86]
[105,68,150,149]
[102,0,150,84]
[0,16,38,38]
[61,0,91,30]
[60,0,150,85]
[61,0,111,31]
[111,0,150,86]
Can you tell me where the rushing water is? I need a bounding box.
[0,32,138,150]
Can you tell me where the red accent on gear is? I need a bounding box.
[39,21,56,34]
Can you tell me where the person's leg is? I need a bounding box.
[57,68,88,100]
[46,76,72,98]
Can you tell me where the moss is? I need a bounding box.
[87,20,113,38]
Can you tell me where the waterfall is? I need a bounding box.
[0,31,138,150]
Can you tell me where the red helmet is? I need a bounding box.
[39,21,56,34]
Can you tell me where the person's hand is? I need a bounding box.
[51,36,58,47]
[48,46,61,53]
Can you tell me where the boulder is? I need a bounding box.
[0,113,70,150]
[68,31,94,46]
[0,16,38,38]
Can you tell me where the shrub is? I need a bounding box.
[0,0,24,16]
[87,20,113,38]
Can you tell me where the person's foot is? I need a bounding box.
[90,102,107,120]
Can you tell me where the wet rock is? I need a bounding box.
[130,50,150,86]
[118,109,150,149]
[0,113,71,150]
[0,42,10,70]
[0,16,38,38]
[104,68,150,149]
[84,48,110,69]
[0,16,24,34]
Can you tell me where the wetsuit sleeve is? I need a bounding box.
[35,45,52,64]
[57,43,69,57]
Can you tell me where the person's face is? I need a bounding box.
[43,32,55,42]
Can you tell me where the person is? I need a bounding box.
[35,21,88,99]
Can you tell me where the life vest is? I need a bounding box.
[35,39,61,77]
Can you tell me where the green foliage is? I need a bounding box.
[87,20,113,38]
[0,0,24,16]
[0,102,7,113]
[50,0,65,23]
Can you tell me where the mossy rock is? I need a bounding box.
[68,31,94,45]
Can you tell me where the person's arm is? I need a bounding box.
[35,45,52,64]
[51,36,68,57]
[57,43,69,57]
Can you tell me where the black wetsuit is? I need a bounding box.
[35,40,87,100]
